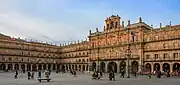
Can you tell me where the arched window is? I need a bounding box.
[163,43,168,48]
[110,21,114,29]
[173,42,178,48]
[115,22,118,28]
[155,35,159,40]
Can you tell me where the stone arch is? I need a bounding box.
[32,64,37,71]
[153,63,160,71]
[57,64,60,70]
[38,64,42,70]
[72,65,74,70]
[108,62,117,73]
[27,64,31,71]
[69,64,71,70]
[14,64,19,70]
[21,64,25,71]
[79,65,81,71]
[75,65,77,71]
[145,63,151,72]
[8,64,13,70]
[100,62,106,72]
[173,63,180,72]
[86,65,89,71]
[119,61,126,72]
[43,64,46,70]
[131,61,139,73]
[66,65,69,71]
[92,62,96,71]
[53,64,56,70]
[0,63,6,70]
[62,64,65,71]
[82,65,85,71]
[48,64,51,70]
[162,63,170,72]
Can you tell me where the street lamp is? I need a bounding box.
[126,21,131,78]
[97,28,100,72]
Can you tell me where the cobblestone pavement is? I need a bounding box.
[0,72,180,85]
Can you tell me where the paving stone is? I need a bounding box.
[0,72,179,85]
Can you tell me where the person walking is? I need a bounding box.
[73,70,76,77]
[120,69,125,78]
[14,70,18,79]
[27,71,31,80]
[112,71,115,81]
[31,72,34,79]
[38,70,41,78]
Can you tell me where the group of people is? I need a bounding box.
[14,70,51,80]
[27,71,35,80]
[70,69,77,76]
[92,71,103,79]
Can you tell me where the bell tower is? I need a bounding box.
[105,15,121,31]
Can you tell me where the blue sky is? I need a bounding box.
[0,0,180,44]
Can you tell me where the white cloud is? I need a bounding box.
[0,0,88,43]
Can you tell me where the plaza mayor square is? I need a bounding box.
[0,0,180,85]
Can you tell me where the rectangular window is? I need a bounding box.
[146,55,150,59]
[155,54,159,59]
[163,53,169,60]
[173,53,178,59]
[163,53,168,59]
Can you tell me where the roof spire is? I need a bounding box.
[139,17,142,23]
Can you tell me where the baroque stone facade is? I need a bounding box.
[0,15,180,74]
[0,34,61,71]
[88,15,180,74]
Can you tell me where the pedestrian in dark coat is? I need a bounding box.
[38,71,41,78]
[14,71,18,79]
[28,71,31,80]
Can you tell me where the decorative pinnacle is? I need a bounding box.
[139,17,142,23]
[128,20,130,26]
[96,28,99,32]
[122,21,124,26]
[89,30,91,34]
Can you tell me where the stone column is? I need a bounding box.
[105,61,108,73]
[160,63,163,72]
[170,63,173,73]
[151,62,154,73]
[117,61,120,73]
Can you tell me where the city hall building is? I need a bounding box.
[0,15,180,74]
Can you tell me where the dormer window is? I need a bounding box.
[110,21,114,29]
[115,22,118,28]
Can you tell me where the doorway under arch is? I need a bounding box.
[43,64,46,70]
[119,61,126,72]
[153,63,160,71]
[8,64,13,70]
[62,65,65,71]
[14,64,19,70]
[32,64,37,71]
[92,62,96,71]
[145,63,151,72]
[38,64,42,70]
[100,62,106,72]
[86,65,89,71]
[173,63,180,72]
[0,64,6,70]
[53,64,56,70]
[21,64,25,71]
[131,61,139,73]
[75,65,77,71]
[48,64,51,70]
[27,64,31,71]
[107,62,117,73]
[162,63,170,72]
[82,65,85,71]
